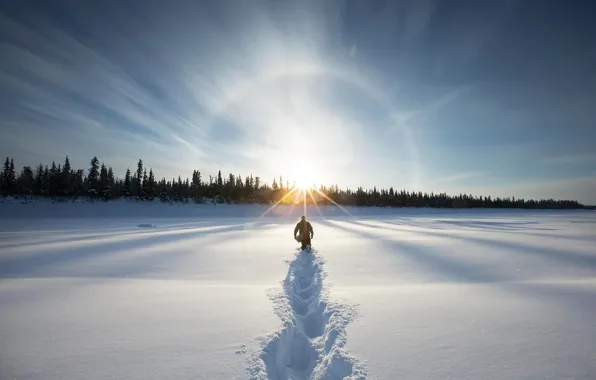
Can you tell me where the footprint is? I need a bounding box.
[250,249,365,379]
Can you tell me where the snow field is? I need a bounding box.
[1,204,595,379]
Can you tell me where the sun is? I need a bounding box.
[289,164,316,190]
[295,175,311,190]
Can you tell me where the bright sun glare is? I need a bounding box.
[295,175,311,190]
[258,158,351,220]
[290,165,315,190]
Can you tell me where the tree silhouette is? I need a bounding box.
[124,168,132,196]
[0,155,593,210]
[87,157,100,195]
[136,159,143,197]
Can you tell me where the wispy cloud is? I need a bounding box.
[402,0,435,44]
[1,0,596,202]
[349,44,357,57]
[0,10,217,168]
[431,171,487,184]
[0,1,390,183]
[387,84,475,134]
[541,153,596,165]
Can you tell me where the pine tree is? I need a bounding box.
[107,167,115,188]
[8,158,16,193]
[184,178,190,201]
[1,157,10,194]
[142,168,148,197]
[244,175,251,201]
[124,168,131,196]
[18,166,34,195]
[62,156,72,195]
[136,159,143,197]
[217,170,223,188]
[100,164,108,190]
[42,166,49,194]
[235,174,244,202]
[63,156,71,173]
[195,170,201,188]
[88,156,100,194]
[98,164,110,200]
[73,169,84,195]
[34,164,44,195]
[254,176,261,202]
[49,161,58,195]
[190,170,202,200]
[147,169,155,198]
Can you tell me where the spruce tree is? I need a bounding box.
[1,157,9,194]
[136,159,143,197]
[195,170,201,188]
[142,168,148,197]
[244,175,251,201]
[49,161,58,195]
[34,164,44,195]
[217,170,223,188]
[147,169,155,198]
[100,164,108,190]
[107,167,115,188]
[19,166,34,195]
[254,176,261,202]
[42,166,50,195]
[124,168,131,196]
[88,156,100,194]
[190,170,202,199]
[8,158,16,193]
[62,156,72,195]
[228,173,235,191]
[74,169,84,195]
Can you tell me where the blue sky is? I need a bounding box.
[1,0,595,204]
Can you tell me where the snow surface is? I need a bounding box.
[1,203,595,379]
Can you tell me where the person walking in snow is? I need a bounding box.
[294,215,314,251]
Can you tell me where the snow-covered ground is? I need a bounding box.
[1,203,595,379]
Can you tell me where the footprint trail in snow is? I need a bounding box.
[249,249,366,379]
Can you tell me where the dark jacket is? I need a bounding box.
[294,220,314,239]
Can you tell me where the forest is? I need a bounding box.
[1,156,593,209]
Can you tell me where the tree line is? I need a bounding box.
[1,156,593,210]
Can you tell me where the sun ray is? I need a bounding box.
[287,202,296,218]
[303,188,307,218]
[257,186,300,221]
[307,188,325,219]
[312,187,352,216]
